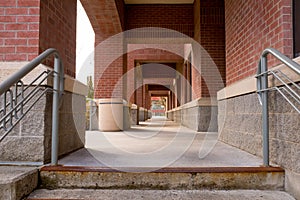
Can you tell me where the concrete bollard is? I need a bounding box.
[98,98,123,131]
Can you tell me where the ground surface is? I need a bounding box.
[59,117,263,169]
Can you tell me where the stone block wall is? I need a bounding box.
[123,104,131,130]
[218,90,300,199]
[57,91,86,159]
[131,105,138,125]
[173,109,181,124]
[167,98,218,132]
[86,100,99,130]
[0,88,51,163]
[218,93,263,156]
[219,90,300,167]
[138,107,145,122]
[181,107,197,130]
[166,111,174,121]
[198,106,218,132]
[0,86,86,164]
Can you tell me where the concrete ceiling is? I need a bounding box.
[124,0,194,4]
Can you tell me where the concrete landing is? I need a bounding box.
[39,166,284,190]
[0,166,38,200]
[58,117,263,168]
[27,189,296,200]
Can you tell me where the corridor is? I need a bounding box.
[59,117,262,170]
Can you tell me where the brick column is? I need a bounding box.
[94,34,124,99]
[81,0,124,99]
[180,63,187,105]
[0,0,77,76]
[193,0,225,98]
[135,62,143,107]
[39,0,77,77]
[0,0,40,61]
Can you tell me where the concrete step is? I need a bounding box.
[0,166,38,200]
[27,189,296,200]
[39,166,285,190]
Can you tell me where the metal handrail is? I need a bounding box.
[256,47,300,166]
[0,71,54,131]
[269,70,300,112]
[0,48,64,165]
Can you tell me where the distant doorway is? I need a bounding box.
[151,96,167,117]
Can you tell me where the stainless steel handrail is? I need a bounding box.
[256,48,300,166]
[0,48,64,165]
[270,70,300,112]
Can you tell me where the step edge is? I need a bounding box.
[40,166,284,173]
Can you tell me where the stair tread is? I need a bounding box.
[0,166,37,183]
[41,165,284,173]
[39,166,285,191]
[27,189,296,200]
[0,166,38,200]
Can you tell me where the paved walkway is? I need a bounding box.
[28,189,296,200]
[59,117,263,168]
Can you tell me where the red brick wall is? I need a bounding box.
[192,0,225,98]
[0,0,40,61]
[199,0,225,97]
[39,0,77,77]
[0,0,77,77]
[191,64,201,99]
[81,0,123,39]
[94,55,124,98]
[125,4,194,37]
[94,35,124,99]
[82,0,124,99]
[192,0,201,99]
[225,0,293,85]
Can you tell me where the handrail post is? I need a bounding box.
[261,56,270,166]
[89,99,93,131]
[51,55,61,165]
[0,48,64,164]
[257,48,300,167]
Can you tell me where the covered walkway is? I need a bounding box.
[59,117,262,169]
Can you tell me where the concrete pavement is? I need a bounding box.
[59,117,263,169]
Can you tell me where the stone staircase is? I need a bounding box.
[37,166,285,190]
[0,166,38,200]
[0,165,295,199]
[24,165,296,200]
[27,189,295,200]
[0,119,296,199]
